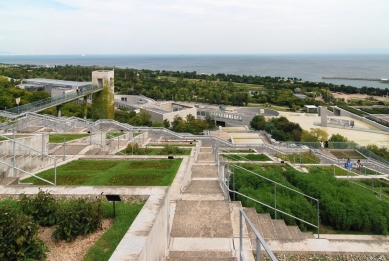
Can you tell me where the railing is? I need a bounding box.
[0,133,57,185]
[239,209,278,261]
[220,162,320,238]
[6,84,100,114]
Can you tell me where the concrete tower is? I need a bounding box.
[91,70,115,119]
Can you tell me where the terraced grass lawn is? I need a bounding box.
[305,165,358,176]
[49,134,90,143]
[21,159,182,186]
[330,150,366,160]
[84,201,144,261]
[106,132,126,139]
[221,154,271,161]
[118,147,192,155]
[353,178,389,196]
[146,143,196,147]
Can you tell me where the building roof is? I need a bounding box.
[24,78,91,87]
[293,94,307,99]
[304,105,318,109]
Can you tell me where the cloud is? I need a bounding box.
[0,0,388,54]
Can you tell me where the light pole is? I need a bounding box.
[15,97,20,114]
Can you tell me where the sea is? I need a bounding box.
[1,54,389,89]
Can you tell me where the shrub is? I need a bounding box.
[124,143,150,155]
[53,197,103,242]
[0,206,48,260]
[158,144,184,155]
[18,190,57,226]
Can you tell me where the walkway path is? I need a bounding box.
[167,146,237,260]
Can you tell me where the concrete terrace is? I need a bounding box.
[1,115,389,260]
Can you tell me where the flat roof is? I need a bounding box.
[24,78,91,87]
[304,105,318,109]
[146,108,169,114]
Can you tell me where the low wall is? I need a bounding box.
[0,154,57,178]
[108,187,169,261]
[334,107,389,132]
[0,134,48,156]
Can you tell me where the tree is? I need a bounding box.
[250,115,266,130]
[163,119,170,128]
[300,128,329,142]
[329,134,349,142]
[300,130,318,142]
[138,109,152,126]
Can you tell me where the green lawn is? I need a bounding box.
[84,201,144,261]
[106,132,126,139]
[146,143,196,147]
[221,154,271,161]
[49,134,90,143]
[118,147,192,155]
[0,136,6,141]
[20,159,182,186]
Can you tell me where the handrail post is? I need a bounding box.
[239,210,243,261]
[274,183,277,219]
[256,237,261,261]
[12,129,16,177]
[63,137,66,161]
[317,200,320,238]
[54,158,57,186]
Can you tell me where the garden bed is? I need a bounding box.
[232,163,389,234]
[20,159,182,186]
[329,150,366,159]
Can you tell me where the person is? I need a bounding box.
[356,159,362,173]
[345,158,352,171]
[320,141,324,150]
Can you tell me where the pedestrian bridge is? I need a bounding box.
[0,85,103,119]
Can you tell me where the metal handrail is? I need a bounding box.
[344,175,389,202]
[220,163,320,238]
[240,209,278,261]
[0,133,57,185]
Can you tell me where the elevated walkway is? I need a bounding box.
[0,85,102,118]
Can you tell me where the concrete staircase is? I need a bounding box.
[243,207,315,250]
[167,145,237,260]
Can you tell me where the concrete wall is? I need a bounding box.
[334,106,389,132]
[92,70,114,93]
[0,134,48,156]
[109,188,170,261]
[51,88,75,97]
[0,154,57,178]
[146,106,197,124]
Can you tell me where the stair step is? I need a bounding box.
[302,232,316,239]
[191,165,218,178]
[272,220,292,239]
[168,251,236,261]
[183,180,222,194]
[200,148,213,153]
[243,208,263,250]
[86,148,100,155]
[0,177,19,185]
[197,153,215,162]
[287,226,304,240]
[257,213,278,239]
[96,150,108,155]
[170,201,233,238]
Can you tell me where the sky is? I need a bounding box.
[1,0,389,55]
